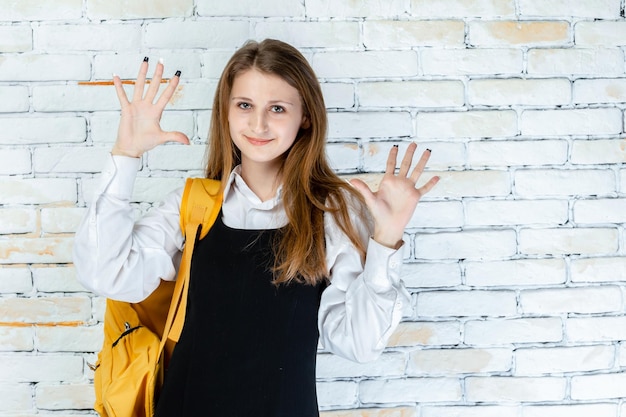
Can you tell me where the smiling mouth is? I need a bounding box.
[245,136,273,145]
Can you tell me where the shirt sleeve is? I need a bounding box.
[72,154,184,303]
[318,201,413,363]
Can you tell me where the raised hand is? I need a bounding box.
[349,143,439,249]
[111,58,189,158]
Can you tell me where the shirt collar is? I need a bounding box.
[223,165,284,210]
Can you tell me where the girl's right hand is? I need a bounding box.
[111,58,189,158]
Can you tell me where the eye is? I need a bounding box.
[270,105,285,113]
[237,102,251,110]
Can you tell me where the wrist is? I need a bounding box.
[111,144,142,158]
[372,232,403,250]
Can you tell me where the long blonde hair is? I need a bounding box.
[205,39,367,285]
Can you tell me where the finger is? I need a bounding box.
[158,131,190,146]
[348,178,375,207]
[155,70,181,109]
[145,58,165,103]
[132,57,150,102]
[384,144,399,175]
[398,142,418,178]
[112,74,130,107]
[417,175,440,197]
[409,148,432,183]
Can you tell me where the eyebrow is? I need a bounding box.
[231,96,295,106]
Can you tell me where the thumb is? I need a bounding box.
[349,178,375,206]
[160,131,190,146]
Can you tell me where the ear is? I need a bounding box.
[301,115,311,129]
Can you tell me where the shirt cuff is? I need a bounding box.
[102,154,141,199]
[363,237,404,292]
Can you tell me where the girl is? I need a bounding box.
[74,39,438,416]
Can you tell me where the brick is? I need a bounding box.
[466,199,568,226]
[322,83,354,109]
[0,0,82,21]
[576,21,626,47]
[0,266,32,293]
[32,266,86,293]
[0,297,90,323]
[519,228,618,256]
[35,24,141,51]
[466,376,566,402]
[574,199,626,224]
[0,178,76,204]
[199,0,303,16]
[515,345,613,376]
[200,52,238,79]
[316,380,357,408]
[521,108,622,136]
[36,325,102,352]
[0,149,31,174]
[574,78,626,104]
[33,85,119,112]
[0,326,33,351]
[421,406,517,417]
[0,354,83,382]
[359,80,464,108]
[621,343,626,367]
[571,372,626,400]
[521,286,622,315]
[571,257,626,283]
[387,321,462,347]
[571,139,626,164]
[321,408,417,417]
[417,290,517,317]
[0,85,30,113]
[566,316,626,342]
[411,0,515,17]
[468,137,567,167]
[422,48,522,75]
[0,383,32,411]
[35,383,94,410]
[147,145,206,172]
[34,147,109,174]
[316,352,406,379]
[408,201,465,229]
[145,21,250,49]
[0,117,86,144]
[0,237,74,265]
[41,208,86,234]
[0,208,37,234]
[314,51,418,79]
[408,348,512,375]
[94,52,202,80]
[0,53,90,81]
[527,48,624,76]
[0,26,31,53]
[306,0,407,17]
[415,229,516,260]
[326,142,359,172]
[470,21,570,46]
[255,22,359,48]
[417,110,517,139]
[465,259,566,287]
[519,0,620,18]
[523,404,618,417]
[468,78,571,106]
[359,377,461,403]
[328,112,413,139]
[514,169,615,198]
[465,318,563,345]
[364,20,465,48]
[87,0,192,19]
[362,142,464,173]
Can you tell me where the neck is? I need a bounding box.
[239,159,282,202]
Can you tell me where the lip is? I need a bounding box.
[245,135,273,146]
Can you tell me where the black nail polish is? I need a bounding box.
[175,70,181,77]
[393,144,399,148]
[143,56,149,62]
[426,148,432,152]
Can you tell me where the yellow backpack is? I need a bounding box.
[89,178,222,417]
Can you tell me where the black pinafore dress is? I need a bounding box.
[154,212,325,417]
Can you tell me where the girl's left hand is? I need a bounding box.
[349,143,439,249]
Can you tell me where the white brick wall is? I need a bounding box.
[0,0,625,415]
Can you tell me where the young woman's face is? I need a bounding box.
[228,68,306,169]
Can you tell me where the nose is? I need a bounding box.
[250,109,269,134]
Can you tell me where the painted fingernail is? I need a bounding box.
[158,57,164,65]
[393,144,399,148]
[175,70,181,77]
[426,148,432,152]
[143,56,149,62]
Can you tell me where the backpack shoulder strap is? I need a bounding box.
[160,178,222,349]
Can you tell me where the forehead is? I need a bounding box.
[230,68,301,100]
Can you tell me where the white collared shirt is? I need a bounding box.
[73,154,412,363]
